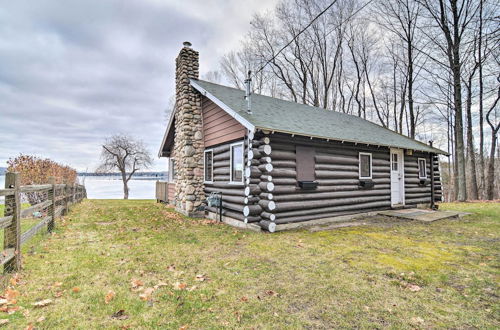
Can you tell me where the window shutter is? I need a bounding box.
[296,145,315,181]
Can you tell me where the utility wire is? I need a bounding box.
[252,0,375,77]
[253,0,339,76]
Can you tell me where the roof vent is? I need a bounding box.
[244,70,252,114]
[183,41,192,48]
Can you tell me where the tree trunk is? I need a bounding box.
[121,172,129,200]
[486,130,497,200]
[407,42,416,139]
[123,182,129,200]
[465,78,479,199]
[449,0,467,202]
[478,0,485,198]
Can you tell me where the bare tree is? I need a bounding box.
[417,0,481,201]
[98,134,153,199]
[376,0,423,138]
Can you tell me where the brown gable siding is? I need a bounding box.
[202,97,246,147]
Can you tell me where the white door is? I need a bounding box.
[390,149,405,206]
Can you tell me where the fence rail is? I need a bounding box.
[0,172,86,273]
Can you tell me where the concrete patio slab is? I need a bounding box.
[378,209,470,222]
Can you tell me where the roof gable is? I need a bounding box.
[190,79,447,155]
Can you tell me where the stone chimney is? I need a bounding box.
[173,42,204,216]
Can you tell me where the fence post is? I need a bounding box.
[48,177,56,233]
[4,172,21,273]
[62,181,68,215]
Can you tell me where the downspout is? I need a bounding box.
[429,141,436,210]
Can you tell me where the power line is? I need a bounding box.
[252,0,375,77]
[253,0,339,76]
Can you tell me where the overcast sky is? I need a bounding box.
[0,0,278,171]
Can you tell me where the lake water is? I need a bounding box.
[0,175,158,201]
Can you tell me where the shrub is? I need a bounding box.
[6,154,78,205]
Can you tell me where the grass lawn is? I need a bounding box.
[0,200,498,328]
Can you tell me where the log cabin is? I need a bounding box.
[159,42,447,232]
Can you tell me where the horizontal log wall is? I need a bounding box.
[204,140,247,221]
[268,133,392,224]
[404,151,442,206]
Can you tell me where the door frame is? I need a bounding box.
[390,148,405,207]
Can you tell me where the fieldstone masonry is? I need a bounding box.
[173,43,205,216]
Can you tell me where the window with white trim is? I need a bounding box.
[230,142,244,183]
[359,152,372,179]
[204,150,213,183]
[418,158,427,179]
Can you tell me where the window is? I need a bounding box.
[418,158,427,179]
[230,142,244,183]
[296,145,315,181]
[169,158,176,182]
[391,153,398,171]
[359,152,372,179]
[204,150,213,183]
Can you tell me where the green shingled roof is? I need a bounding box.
[192,79,447,154]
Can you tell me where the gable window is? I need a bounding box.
[418,158,427,179]
[230,142,244,183]
[204,150,213,183]
[359,152,372,179]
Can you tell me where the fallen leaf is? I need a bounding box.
[139,288,154,301]
[131,279,144,289]
[111,309,129,320]
[179,325,189,330]
[53,282,63,288]
[240,296,248,302]
[72,287,81,293]
[0,319,8,326]
[36,316,46,323]
[187,286,197,292]
[54,291,64,298]
[265,290,279,297]
[407,284,421,292]
[25,324,34,330]
[32,299,53,308]
[153,282,168,290]
[195,274,208,282]
[9,274,20,286]
[105,291,115,304]
[4,289,19,301]
[173,282,187,290]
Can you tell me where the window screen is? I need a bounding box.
[359,153,372,179]
[418,158,427,179]
[231,143,243,183]
[296,145,315,181]
[204,150,213,182]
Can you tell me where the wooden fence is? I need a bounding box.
[156,181,169,203]
[0,172,86,273]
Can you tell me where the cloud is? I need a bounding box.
[0,0,278,171]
